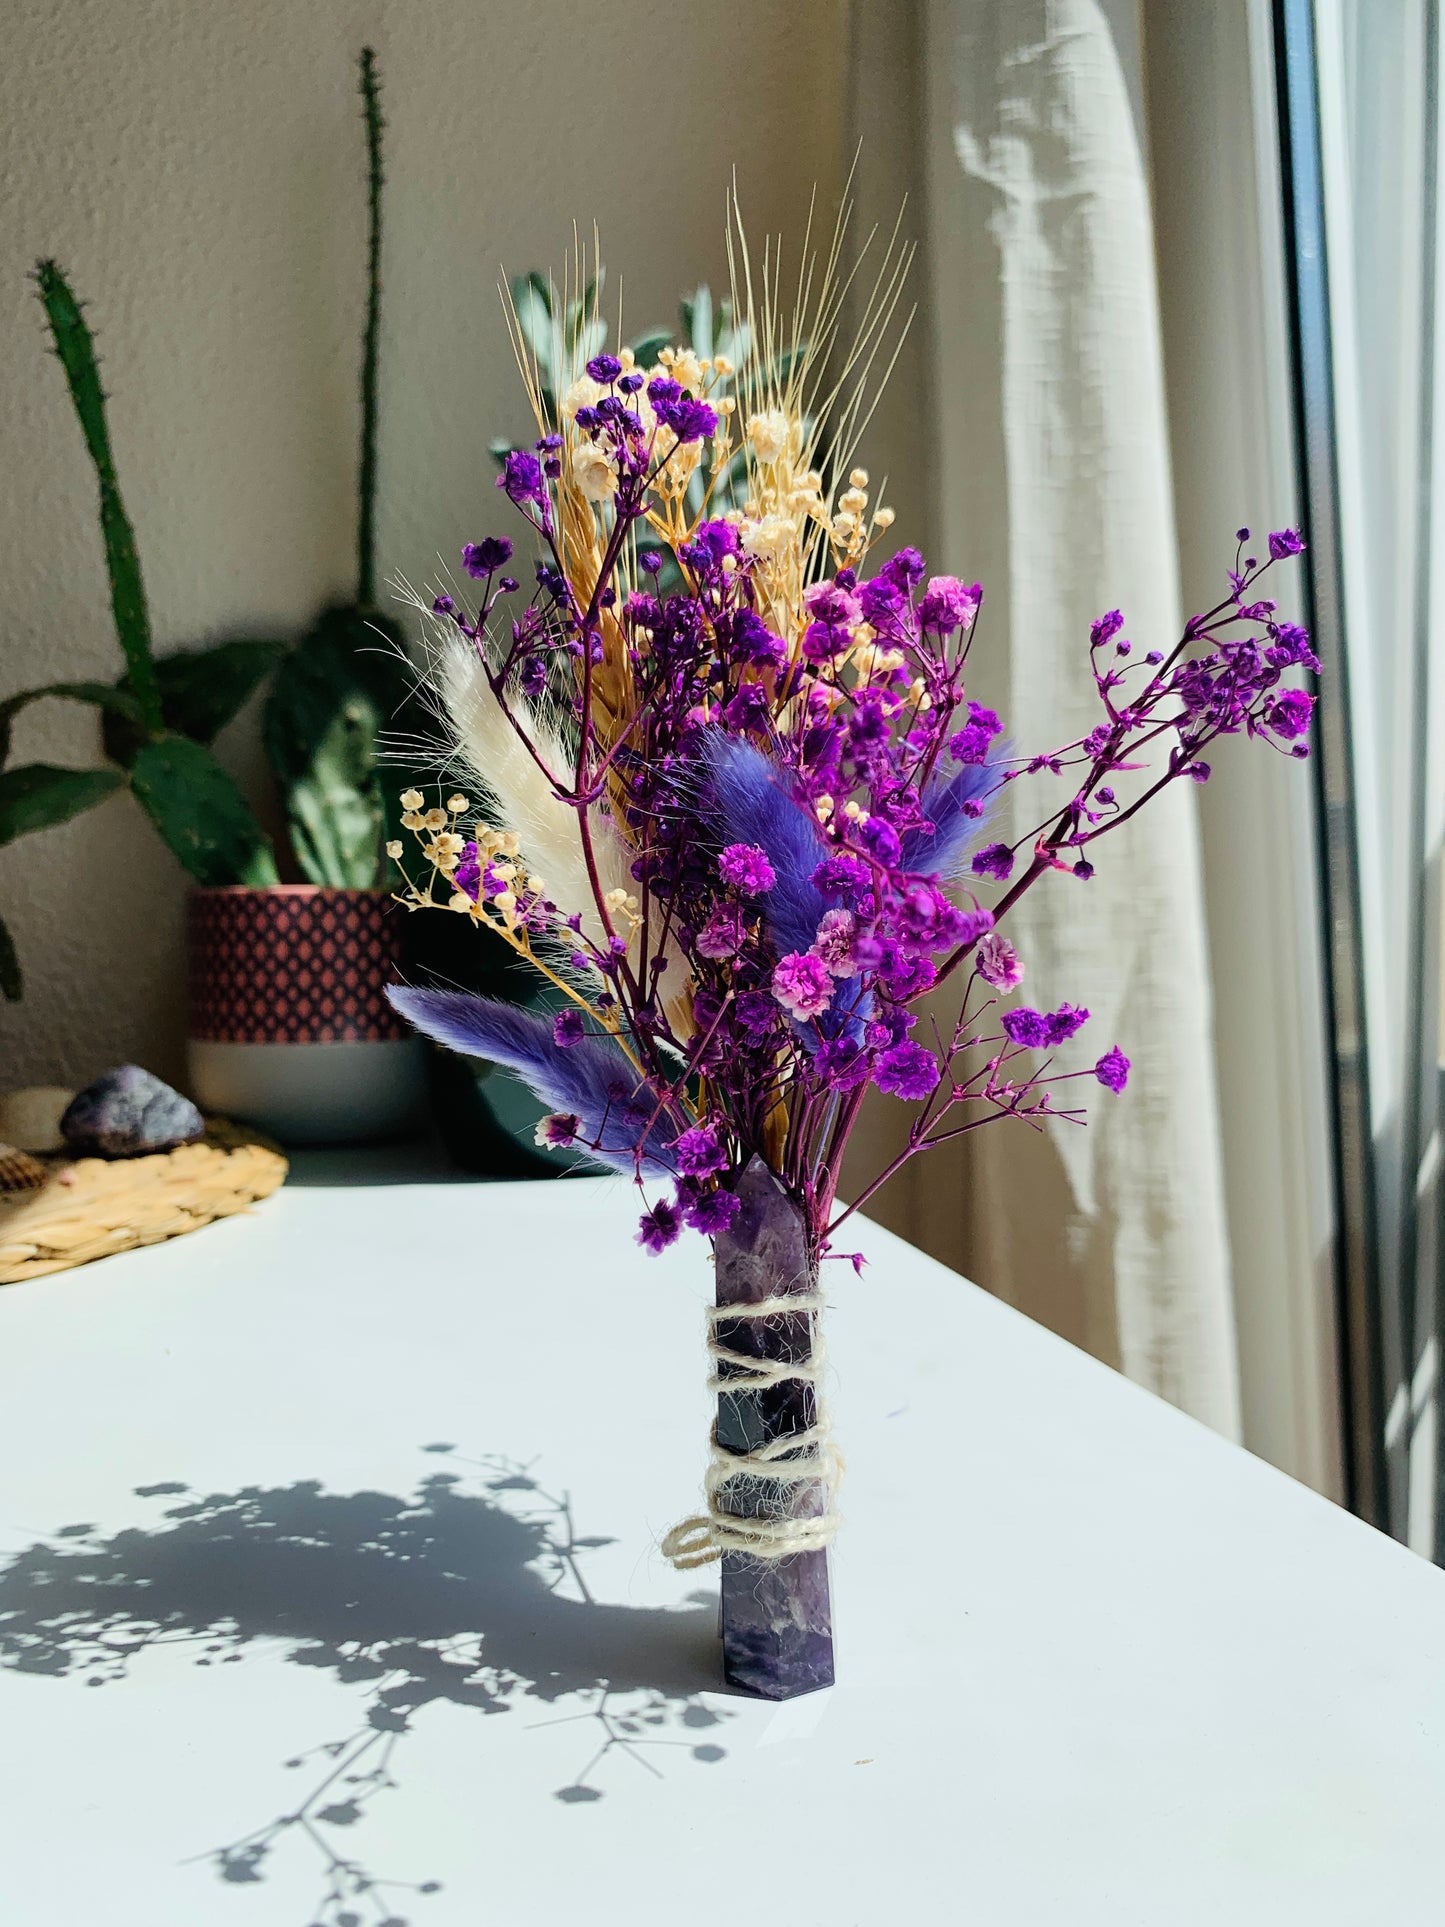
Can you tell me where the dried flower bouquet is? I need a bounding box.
[386,202,1315,1698]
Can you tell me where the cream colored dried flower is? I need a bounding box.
[385,839,404,860]
[740,512,795,562]
[400,788,424,811]
[572,438,618,503]
[747,409,791,462]
[669,348,704,393]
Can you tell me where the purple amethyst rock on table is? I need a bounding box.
[60,1066,204,1158]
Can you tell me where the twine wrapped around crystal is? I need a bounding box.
[661,1290,842,1569]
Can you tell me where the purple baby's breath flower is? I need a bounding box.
[873,1040,940,1100]
[736,989,782,1036]
[1266,688,1314,739]
[553,1008,585,1049]
[812,908,857,976]
[683,1186,741,1234]
[1095,1046,1130,1093]
[804,579,863,627]
[675,1124,728,1177]
[858,575,905,625]
[498,449,545,505]
[462,535,513,577]
[432,593,456,616]
[972,842,1015,881]
[586,353,622,383]
[814,1038,870,1089]
[722,684,771,732]
[732,609,786,668]
[917,576,980,634]
[772,951,834,1020]
[948,701,1003,765]
[453,843,481,900]
[719,843,777,895]
[1000,1006,1050,1048]
[1044,1003,1089,1043]
[976,932,1024,990]
[881,546,927,589]
[696,905,748,959]
[535,1112,580,1148]
[656,396,717,444]
[813,854,871,901]
[1091,610,1124,648]
[1267,527,1305,559]
[636,1198,682,1253]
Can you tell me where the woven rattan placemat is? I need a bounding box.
[0,1121,287,1285]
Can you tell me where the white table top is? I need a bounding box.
[1,1164,1441,1926]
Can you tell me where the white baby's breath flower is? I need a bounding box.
[400,788,424,811]
[670,348,704,392]
[747,409,791,462]
[561,375,604,419]
[446,793,468,813]
[739,511,796,562]
[571,438,618,502]
[385,839,403,859]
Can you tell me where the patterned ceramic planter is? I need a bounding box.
[187,886,424,1146]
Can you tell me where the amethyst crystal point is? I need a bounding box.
[712,1157,835,1699]
[60,1065,204,1158]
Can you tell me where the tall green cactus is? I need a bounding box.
[357,45,384,611]
[1,262,281,997]
[34,261,162,732]
[263,46,411,891]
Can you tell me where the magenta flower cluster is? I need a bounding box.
[402,376,1314,1256]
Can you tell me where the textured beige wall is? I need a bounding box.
[0,0,849,1088]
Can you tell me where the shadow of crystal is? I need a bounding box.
[0,1451,723,1924]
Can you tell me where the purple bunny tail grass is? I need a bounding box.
[386,987,678,1177]
[902,757,1004,879]
[701,730,830,957]
[700,729,869,1048]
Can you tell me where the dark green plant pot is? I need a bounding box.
[400,907,586,1179]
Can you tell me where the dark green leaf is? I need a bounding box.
[130,736,278,885]
[628,330,672,371]
[104,640,288,769]
[0,908,20,1001]
[34,262,161,729]
[0,762,124,846]
[0,681,143,768]
[155,639,289,745]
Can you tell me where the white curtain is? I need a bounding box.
[882,0,1240,1432]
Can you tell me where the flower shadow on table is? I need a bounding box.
[0,1450,724,1926]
